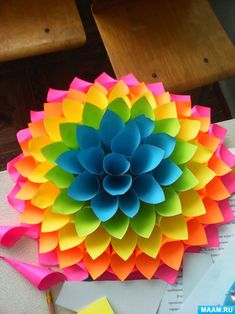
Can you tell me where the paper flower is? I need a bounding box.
[1,73,235,289]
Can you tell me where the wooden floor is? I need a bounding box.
[0,0,232,170]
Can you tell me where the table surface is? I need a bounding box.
[0,119,234,314]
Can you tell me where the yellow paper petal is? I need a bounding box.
[62,99,84,122]
[180,190,206,217]
[111,228,137,261]
[155,102,177,120]
[41,208,69,232]
[67,88,85,103]
[20,202,43,224]
[28,161,54,183]
[85,86,108,109]
[39,231,58,253]
[187,162,216,190]
[155,92,171,105]
[77,297,114,314]
[58,223,84,251]
[177,119,201,141]
[160,215,188,240]
[93,82,108,95]
[31,182,60,209]
[29,136,52,162]
[16,181,39,200]
[191,142,213,163]
[137,225,162,258]
[43,117,66,141]
[108,80,129,102]
[85,228,111,259]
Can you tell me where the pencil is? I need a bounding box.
[45,290,56,314]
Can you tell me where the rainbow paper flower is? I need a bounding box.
[1,73,235,288]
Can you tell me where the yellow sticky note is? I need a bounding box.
[108,80,129,102]
[28,161,54,183]
[187,162,216,190]
[31,182,60,209]
[85,228,111,259]
[85,86,108,109]
[29,136,52,162]
[41,208,69,232]
[177,119,201,141]
[58,223,84,251]
[77,297,114,314]
[62,99,84,122]
[43,117,66,141]
[155,102,177,120]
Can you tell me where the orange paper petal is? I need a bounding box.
[83,250,110,280]
[20,202,43,224]
[39,231,58,253]
[44,102,63,117]
[205,177,230,200]
[183,219,208,246]
[57,246,83,268]
[136,253,160,279]
[14,156,37,178]
[208,155,231,176]
[197,133,220,151]
[110,253,135,281]
[198,197,224,224]
[159,241,184,270]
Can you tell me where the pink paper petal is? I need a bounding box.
[203,225,220,247]
[221,173,235,194]
[69,77,92,92]
[219,199,234,223]
[30,110,44,122]
[0,226,28,247]
[21,223,39,239]
[119,73,139,87]
[1,256,66,290]
[185,246,201,253]
[95,72,117,89]
[216,145,235,167]
[63,265,89,281]
[192,105,211,117]
[47,88,67,102]
[170,94,191,102]
[209,124,227,142]
[39,250,58,266]
[154,264,178,284]
[147,82,165,95]
[7,154,23,181]
[16,128,31,143]
[7,183,25,212]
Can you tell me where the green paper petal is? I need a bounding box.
[131,96,154,120]
[154,118,180,136]
[172,166,199,191]
[82,103,104,129]
[75,206,101,237]
[107,98,130,122]
[154,187,182,217]
[60,123,79,149]
[170,140,197,164]
[102,211,129,239]
[41,142,69,163]
[45,166,74,189]
[130,204,156,238]
[52,190,84,215]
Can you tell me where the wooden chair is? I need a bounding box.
[0,0,86,62]
[92,0,235,93]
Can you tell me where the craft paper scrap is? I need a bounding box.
[77,297,114,314]
[1,73,235,289]
[56,280,167,314]
[157,190,235,314]
[177,228,235,313]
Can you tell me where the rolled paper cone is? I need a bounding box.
[1,256,66,290]
[0,226,27,247]
[63,264,89,281]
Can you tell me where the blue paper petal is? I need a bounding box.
[119,189,140,217]
[132,173,165,204]
[103,174,132,196]
[91,191,118,221]
[111,123,141,157]
[99,110,125,146]
[56,150,84,174]
[103,153,130,175]
[128,115,154,139]
[144,133,176,158]
[76,125,100,150]
[130,144,164,174]
[77,147,104,175]
[68,172,100,201]
[152,159,182,186]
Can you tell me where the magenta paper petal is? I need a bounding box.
[154,264,178,284]
[63,265,89,281]
[7,155,23,181]
[219,200,234,223]
[7,183,25,212]
[22,224,39,239]
[192,105,210,118]
[30,110,44,122]
[170,94,191,102]
[1,256,66,290]
[95,72,117,89]
[16,128,31,143]
[216,145,235,167]
[47,88,67,102]
[147,82,165,95]
[0,226,27,247]
[204,225,219,247]
[209,124,227,142]
[70,77,92,92]
[119,73,139,87]
[221,173,235,193]
[38,250,58,266]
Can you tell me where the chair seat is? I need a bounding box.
[0,0,86,62]
[92,0,235,92]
